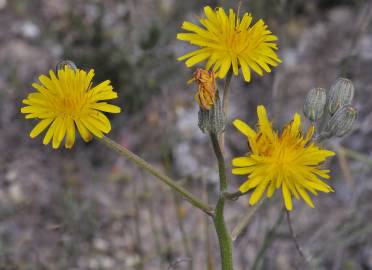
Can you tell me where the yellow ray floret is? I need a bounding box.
[21,66,121,149]
[232,105,335,210]
[177,6,281,81]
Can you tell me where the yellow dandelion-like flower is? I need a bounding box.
[188,68,217,110]
[232,105,335,210]
[177,6,281,82]
[21,66,121,149]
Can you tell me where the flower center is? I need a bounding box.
[54,95,88,119]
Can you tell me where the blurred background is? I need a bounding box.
[0,0,372,269]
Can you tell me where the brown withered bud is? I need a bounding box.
[188,68,217,110]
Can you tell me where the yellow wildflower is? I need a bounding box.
[21,66,121,149]
[177,6,281,82]
[188,68,216,110]
[232,105,335,210]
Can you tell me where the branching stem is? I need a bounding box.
[98,136,214,217]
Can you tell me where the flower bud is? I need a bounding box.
[198,92,225,135]
[327,78,354,114]
[303,88,326,121]
[324,105,357,137]
[56,60,77,72]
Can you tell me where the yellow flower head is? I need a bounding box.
[188,68,217,110]
[21,66,121,149]
[232,105,335,210]
[177,6,281,82]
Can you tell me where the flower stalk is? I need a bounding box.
[222,70,233,116]
[210,133,234,270]
[220,69,233,151]
[98,136,214,217]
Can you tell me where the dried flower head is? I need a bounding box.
[232,105,335,210]
[21,65,121,149]
[188,68,217,110]
[177,6,281,82]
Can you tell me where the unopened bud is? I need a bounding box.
[324,105,357,137]
[198,92,225,135]
[56,60,77,72]
[327,78,354,114]
[303,88,326,121]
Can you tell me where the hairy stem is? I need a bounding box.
[222,70,233,116]
[220,70,233,151]
[210,133,234,270]
[98,136,214,217]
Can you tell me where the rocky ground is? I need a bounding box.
[0,0,372,269]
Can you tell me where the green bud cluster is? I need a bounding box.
[303,88,327,122]
[324,105,357,137]
[327,78,354,114]
[198,91,226,135]
[303,78,357,141]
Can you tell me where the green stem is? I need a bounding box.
[222,70,233,115]
[220,70,233,152]
[98,136,214,217]
[210,133,234,270]
[210,134,228,191]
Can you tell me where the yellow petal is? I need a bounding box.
[239,57,251,82]
[90,103,121,113]
[185,52,211,67]
[282,183,293,211]
[30,118,54,138]
[249,179,269,205]
[43,119,57,145]
[82,118,104,138]
[65,118,76,149]
[296,184,315,208]
[257,105,274,140]
[218,57,231,79]
[266,180,276,198]
[239,179,254,193]
[232,56,239,76]
[232,167,255,175]
[232,157,255,167]
[290,113,301,136]
[75,119,93,142]
[233,119,256,138]
[52,117,64,149]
